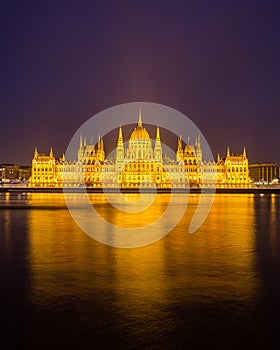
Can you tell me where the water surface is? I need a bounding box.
[0,193,280,349]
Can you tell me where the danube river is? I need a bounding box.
[0,193,280,349]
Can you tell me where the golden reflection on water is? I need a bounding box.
[185,194,258,300]
[90,193,172,228]
[27,193,261,310]
[269,194,277,256]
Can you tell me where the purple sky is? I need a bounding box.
[0,0,279,165]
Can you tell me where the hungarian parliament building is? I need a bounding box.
[30,112,251,188]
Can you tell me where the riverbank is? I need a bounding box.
[1,186,280,194]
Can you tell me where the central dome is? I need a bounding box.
[129,109,150,140]
[130,126,150,140]
[126,109,154,161]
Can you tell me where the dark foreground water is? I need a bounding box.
[0,193,280,349]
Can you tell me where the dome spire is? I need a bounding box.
[118,125,123,140]
[138,108,142,127]
[227,147,230,157]
[156,125,160,141]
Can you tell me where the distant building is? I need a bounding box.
[249,163,279,184]
[0,164,31,184]
[30,111,251,188]
[0,164,19,183]
[19,166,32,183]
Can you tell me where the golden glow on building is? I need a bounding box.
[30,111,251,188]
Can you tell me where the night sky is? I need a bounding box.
[1,0,279,165]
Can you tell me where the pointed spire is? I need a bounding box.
[62,153,65,162]
[97,136,105,162]
[178,135,183,149]
[156,125,160,141]
[138,108,142,127]
[118,125,123,145]
[243,147,246,157]
[80,134,83,148]
[197,134,201,148]
[176,136,183,162]
[83,136,87,147]
[116,126,124,164]
[50,147,53,157]
[118,125,123,140]
[34,147,38,157]
[227,147,230,157]
[154,125,162,163]
[217,153,221,162]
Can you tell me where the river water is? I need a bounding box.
[0,193,280,349]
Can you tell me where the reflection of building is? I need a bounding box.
[30,111,251,188]
[249,163,280,184]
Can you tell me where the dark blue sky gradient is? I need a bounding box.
[0,0,279,164]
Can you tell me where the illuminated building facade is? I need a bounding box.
[215,148,250,187]
[31,148,60,186]
[249,163,280,184]
[30,111,251,188]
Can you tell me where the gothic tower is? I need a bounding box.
[154,126,162,163]
[116,126,124,166]
[176,136,183,162]
[195,135,202,163]
[96,135,105,163]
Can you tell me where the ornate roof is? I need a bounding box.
[130,126,150,140]
[129,108,150,141]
